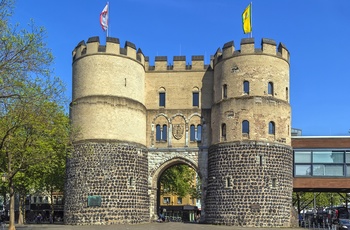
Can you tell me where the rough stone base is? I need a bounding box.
[64,142,149,225]
[205,141,293,227]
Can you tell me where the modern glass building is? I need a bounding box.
[292,136,350,192]
[294,149,350,177]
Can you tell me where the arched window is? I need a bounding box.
[192,91,199,107]
[286,87,289,101]
[162,125,167,141]
[190,125,196,141]
[197,125,202,141]
[156,125,161,141]
[190,124,202,142]
[223,84,227,99]
[243,81,249,94]
[159,88,166,107]
[268,82,274,95]
[221,123,226,141]
[156,124,167,141]
[269,121,275,135]
[242,120,249,134]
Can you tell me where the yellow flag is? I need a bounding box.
[242,3,252,34]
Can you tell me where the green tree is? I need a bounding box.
[293,192,345,214]
[160,164,199,198]
[0,0,69,229]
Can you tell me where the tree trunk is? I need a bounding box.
[8,178,16,230]
[17,195,24,225]
[50,189,54,224]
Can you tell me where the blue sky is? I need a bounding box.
[11,0,350,136]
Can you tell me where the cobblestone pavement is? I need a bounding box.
[10,222,302,230]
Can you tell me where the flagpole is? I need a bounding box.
[107,1,109,38]
[250,2,253,38]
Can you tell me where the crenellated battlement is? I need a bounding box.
[72,36,145,65]
[145,55,210,71]
[72,37,288,72]
[213,38,290,65]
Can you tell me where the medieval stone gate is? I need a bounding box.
[65,36,294,227]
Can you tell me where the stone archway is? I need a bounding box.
[147,152,205,221]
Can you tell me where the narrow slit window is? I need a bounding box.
[268,82,274,95]
[192,92,199,106]
[223,84,227,99]
[243,81,249,94]
[159,92,166,107]
[269,121,275,135]
[221,123,226,141]
[242,120,249,134]
[272,178,277,188]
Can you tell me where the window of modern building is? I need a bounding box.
[313,151,344,163]
[159,92,166,107]
[294,150,350,177]
[163,197,170,204]
[177,197,182,204]
[242,120,249,134]
[313,164,344,176]
[223,84,227,99]
[268,121,275,135]
[268,82,274,95]
[221,123,226,141]
[295,165,312,176]
[294,151,311,163]
[193,92,199,106]
[243,81,249,94]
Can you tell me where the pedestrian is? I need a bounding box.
[158,206,165,222]
[0,214,5,230]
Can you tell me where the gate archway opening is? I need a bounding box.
[151,157,202,222]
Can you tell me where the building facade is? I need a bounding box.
[65,36,293,227]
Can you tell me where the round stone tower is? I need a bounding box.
[205,38,293,227]
[65,37,149,225]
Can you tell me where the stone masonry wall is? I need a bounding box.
[64,142,149,225]
[205,141,293,227]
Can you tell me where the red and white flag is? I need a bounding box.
[100,3,108,31]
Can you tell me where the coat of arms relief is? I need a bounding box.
[172,115,186,140]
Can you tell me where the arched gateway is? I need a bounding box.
[65,36,293,227]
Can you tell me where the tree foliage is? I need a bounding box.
[0,0,70,229]
[159,164,200,199]
[293,192,346,212]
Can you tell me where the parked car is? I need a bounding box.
[335,219,350,230]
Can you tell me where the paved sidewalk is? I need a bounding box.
[11,222,301,230]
